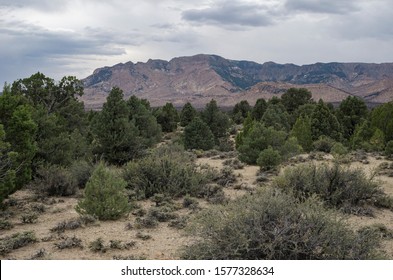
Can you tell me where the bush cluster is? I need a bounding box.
[0,231,37,256]
[32,165,77,196]
[273,163,391,215]
[123,145,211,199]
[182,188,382,260]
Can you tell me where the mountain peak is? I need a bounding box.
[81,54,393,109]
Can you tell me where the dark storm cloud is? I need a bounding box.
[182,1,275,27]
[284,0,360,14]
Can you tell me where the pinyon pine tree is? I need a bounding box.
[76,162,129,220]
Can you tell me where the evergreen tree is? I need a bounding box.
[180,102,197,127]
[10,73,89,167]
[0,87,37,187]
[351,120,375,150]
[93,87,140,165]
[235,113,254,148]
[12,73,83,114]
[155,102,179,132]
[311,100,342,141]
[76,162,129,220]
[127,96,161,147]
[370,102,393,142]
[238,122,286,164]
[201,99,230,143]
[261,103,290,131]
[251,98,267,121]
[0,124,16,203]
[337,96,368,140]
[232,100,251,124]
[369,128,385,151]
[281,88,313,114]
[290,116,313,152]
[184,117,215,150]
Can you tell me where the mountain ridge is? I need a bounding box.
[81,54,393,109]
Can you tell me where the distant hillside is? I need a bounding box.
[82,54,393,109]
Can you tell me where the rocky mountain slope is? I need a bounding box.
[82,54,393,109]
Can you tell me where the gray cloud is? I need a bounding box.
[0,0,67,11]
[182,1,275,28]
[0,0,393,87]
[284,0,360,14]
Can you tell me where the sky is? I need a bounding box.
[1,0,393,86]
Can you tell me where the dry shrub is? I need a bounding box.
[0,219,13,230]
[30,249,47,260]
[55,236,83,249]
[0,231,37,256]
[213,166,237,187]
[50,215,98,233]
[148,206,178,222]
[123,145,211,199]
[32,165,78,196]
[69,160,94,189]
[273,163,392,215]
[197,184,227,204]
[20,212,38,224]
[136,232,151,240]
[169,216,189,229]
[182,188,383,260]
[223,158,245,169]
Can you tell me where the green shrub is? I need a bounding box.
[123,145,211,199]
[147,206,178,222]
[313,136,335,153]
[33,165,77,196]
[0,231,37,255]
[184,117,215,151]
[385,140,393,158]
[69,160,94,188]
[280,137,303,160]
[181,188,382,260]
[183,195,199,209]
[273,163,390,215]
[89,237,106,253]
[331,142,349,156]
[257,147,281,170]
[0,219,13,230]
[76,162,130,220]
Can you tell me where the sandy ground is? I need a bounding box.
[1,153,393,259]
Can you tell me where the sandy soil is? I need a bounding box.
[1,153,393,260]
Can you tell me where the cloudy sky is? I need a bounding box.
[1,0,392,85]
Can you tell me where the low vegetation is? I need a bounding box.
[273,163,393,215]
[182,188,383,260]
[0,231,37,256]
[123,145,211,199]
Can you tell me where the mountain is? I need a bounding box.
[82,54,393,109]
